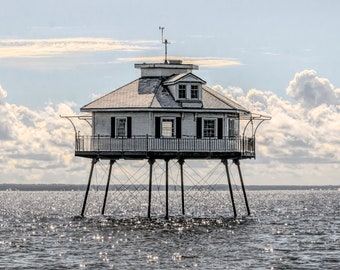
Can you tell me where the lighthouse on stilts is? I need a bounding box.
[63,34,270,219]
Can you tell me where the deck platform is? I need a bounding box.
[75,135,255,160]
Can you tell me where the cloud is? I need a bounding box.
[1,69,340,185]
[213,69,340,171]
[212,85,244,99]
[0,84,7,105]
[0,38,158,58]
[0,90,91,183]
[118,56,241,68]
[286,70,340,108]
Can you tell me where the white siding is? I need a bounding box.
[93,111,239,138]
[182,113,196,138]
[94,112,150,137]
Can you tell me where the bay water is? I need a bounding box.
[0,189,339,269]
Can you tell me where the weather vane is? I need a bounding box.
[159,26,170,64]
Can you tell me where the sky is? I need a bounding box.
[0,0,340,186]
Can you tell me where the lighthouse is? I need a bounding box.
[64,59,270,218]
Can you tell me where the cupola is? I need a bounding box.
[135,60,198,77]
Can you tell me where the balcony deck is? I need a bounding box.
[75,135,256,160]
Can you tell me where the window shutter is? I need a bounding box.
[176,117,182,138]
[217,118,223,139]
[155,117,161,138]
[196,117,202,139]
[111,117,115,138]
[127,117,132,138]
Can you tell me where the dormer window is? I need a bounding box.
[163,73,206,103]
[178,84,187,99]
[191,85,199,99]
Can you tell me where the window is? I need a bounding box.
[162,119,175,137]
[228,118,239,137]
[178,84,186,99]
[111,117,131,138]
[116,118,127,137]
[191,85,199,99]
[203,119,216,138]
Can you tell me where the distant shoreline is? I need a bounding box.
[0,184,339,191]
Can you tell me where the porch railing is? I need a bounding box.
[75,135,255,155]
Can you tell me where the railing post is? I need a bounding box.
[225,136,227,152]
[146,134,149,152]
[253,136,256,158]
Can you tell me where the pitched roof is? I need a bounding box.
[81,78,160,110]
[202,86,248,111]
[81,77,249,113]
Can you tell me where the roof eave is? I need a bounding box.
[80,107,250,114]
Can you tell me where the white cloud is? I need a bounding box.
[0,38,158,58]
[286,70,340,108]
[211,85,244,99]
[0,90,90,183]
[1,69,340,185]
[0,85,7,105]
[213,70,340,185]
[0,85,7,98]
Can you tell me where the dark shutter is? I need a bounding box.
[111,117,115,138]
[196,117,202,139]
[217,118,223,139]
[176,117,182,138]
[127,117,132,138]
[155,117,161,138]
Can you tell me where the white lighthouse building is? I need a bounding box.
[67,59,270,218]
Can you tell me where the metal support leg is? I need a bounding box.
[81,158,97,217]
[179,159,185,215]
[234,159,250,215]
[223,159,237,218]
[165,159,169,220]
[147,159,155,219]
[101,160,115,215]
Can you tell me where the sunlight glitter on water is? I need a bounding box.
[0,190,339,269]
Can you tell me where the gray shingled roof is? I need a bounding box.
[81,79,159,110]
[81,77,249,113]
[202,86,248,111]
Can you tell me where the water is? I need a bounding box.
[0,190,339,269]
